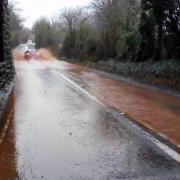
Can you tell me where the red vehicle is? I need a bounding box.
[24,50,32,60]
[24,49,37,60]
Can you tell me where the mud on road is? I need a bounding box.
[0,60,179,179]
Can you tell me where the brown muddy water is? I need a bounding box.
[53,61,180,147]
[12,48,55,61]
[0,60,179,179]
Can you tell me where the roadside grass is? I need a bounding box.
[66,58,180,93]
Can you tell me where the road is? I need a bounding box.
[0,60,180,179]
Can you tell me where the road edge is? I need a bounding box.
[0,84,14,141]
[52,69,180,163]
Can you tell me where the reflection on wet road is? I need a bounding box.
[0,61,179,179]
[50,61,180,147]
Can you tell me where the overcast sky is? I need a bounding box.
[10,0,90,28]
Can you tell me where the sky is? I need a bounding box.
[10,0,91,28]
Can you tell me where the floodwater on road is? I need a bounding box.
[46,61,180,147]
[0,60,179,179]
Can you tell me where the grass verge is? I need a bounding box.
[67,58,180,93]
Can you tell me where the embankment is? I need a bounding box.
[66,58,180,93]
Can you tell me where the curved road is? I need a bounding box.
[0,60,179,179]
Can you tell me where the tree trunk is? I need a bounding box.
[153,18,163,60]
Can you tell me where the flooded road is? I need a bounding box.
[44,61,180,147]
[0,60,180,179]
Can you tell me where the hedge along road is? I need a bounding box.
[0,60,179,180]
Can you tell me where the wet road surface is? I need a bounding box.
[42,61,180,148]
[0,60,180,179]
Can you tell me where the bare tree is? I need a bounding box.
[59,7,88,36]
[58,7,90,57]
[90,0,140,59]
[9,3,24,47]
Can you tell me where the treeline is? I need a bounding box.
[59,0,140,61]
[33,17,65,55]
[33,0,180,62]
[137,0,180,61]
[9,3,32,48]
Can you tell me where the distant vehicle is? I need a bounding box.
[24,48,37,60]
[24,40,37,60]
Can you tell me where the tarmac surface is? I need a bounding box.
[0,60,179,179]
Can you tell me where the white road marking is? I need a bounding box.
[153,139,180,163]
[53,70,106,108]
[52,70,180,163]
